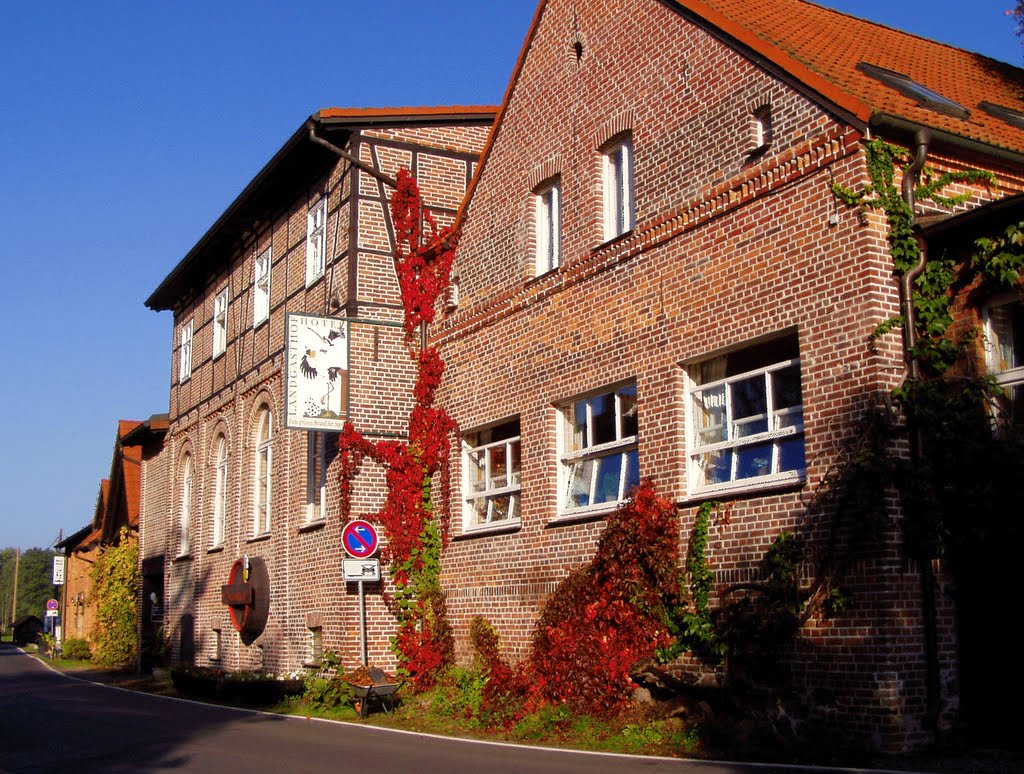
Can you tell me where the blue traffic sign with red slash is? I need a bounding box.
[342,520,379,559]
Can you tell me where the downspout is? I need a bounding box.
[898,128,941,735]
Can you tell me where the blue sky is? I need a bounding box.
[0,1,1019,551]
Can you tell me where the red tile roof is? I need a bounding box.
[118,420,143,527]
[317,105,497,121]
[457,0,1024,231]
[681,0,1024,154]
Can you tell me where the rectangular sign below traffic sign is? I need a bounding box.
[45,610,59,618]
[343,559,380,582]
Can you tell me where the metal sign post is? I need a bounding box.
[342,522,380,666]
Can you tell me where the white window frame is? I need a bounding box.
[179,319,193,383]
[983,295,1024,428]
[602,137,634,242]
[463,420,522,530]
[179,452,192,557]
[253,408,273,536]
[211,434,227,548]
[535,180,561,274]
[253,247,271,327]
[306,432,326,524]
[212,287,228,359]
[558,384,639,517]
[305,197,327,285]
[686,351,805,496]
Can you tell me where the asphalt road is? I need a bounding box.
[0,644,858,773]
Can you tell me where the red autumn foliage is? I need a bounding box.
[471,480,685,719]
[336,168,458,685]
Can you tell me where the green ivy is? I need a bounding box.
[89,528,138,668]
[680,501,724,657]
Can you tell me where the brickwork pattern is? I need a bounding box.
[154,121,488,676]
[431,0,1013,753]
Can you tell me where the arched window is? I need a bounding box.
[253,407,273,536]
[179,452,192,556]
[212,434,228,547]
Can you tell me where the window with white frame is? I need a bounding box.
[602,136,634,242]
[306,197,327,285]
[211,434,227,547]
[179,319,193,382]
[985,296,1024,432]
[306,432,326,523]
[687,334,805,493]
[560,385,639,514]
[464,419,521,528]
[253,407,273,536]
[212,287,228,358]
[253,247,271,326]
[535,180,561,274]
[179,452,192,556]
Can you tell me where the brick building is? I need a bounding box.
[143,108,494,675]
[433,0,1024,753]
[58,420,144,646]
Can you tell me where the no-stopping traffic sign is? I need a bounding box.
[342,520,379,559]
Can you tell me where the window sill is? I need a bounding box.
[206,545,224,555]
[298,519,327,534]
[253,316,269,330]
[592,229,634,252]
[247,533,271,544]
[453,520,522,541]
[547,505,617,527]
[680,474,806,505]
[173,553,192,563]
[212,351,225,361]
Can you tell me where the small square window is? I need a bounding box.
[602,137,634,242]
[213,287,229,358]
[535,180,561,274]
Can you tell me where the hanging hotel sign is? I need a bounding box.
[285,313,350,431]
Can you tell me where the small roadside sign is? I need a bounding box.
[45,610,59,618]
[342,520,379,559]
[53,556,65,585]
[45,599,59,612]
[343,559,381,582]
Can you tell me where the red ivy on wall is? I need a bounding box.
[336,169,457,689]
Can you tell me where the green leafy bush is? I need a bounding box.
[89,528,138,668]
[61,637,91,660]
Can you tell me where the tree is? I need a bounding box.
[0,547,57,631]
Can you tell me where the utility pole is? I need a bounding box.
[11,547,19,624]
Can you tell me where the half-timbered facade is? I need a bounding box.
[144,107,493,674]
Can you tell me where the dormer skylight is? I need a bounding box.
[979,101,1024,131]
[858,62,970,119]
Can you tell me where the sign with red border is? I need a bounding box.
[342,520,379,559]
